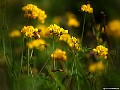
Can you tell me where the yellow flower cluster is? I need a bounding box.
[81,4,93,13]
[106,20,120,37]
[51,48,67,61]
[27,39,46,50]
[68,17,80,27]
[46,24,68,36]
[68,36,80,51]
[9,30,21,38]
[89,61,104,72]
[37,25,47,38]
[66,12,80,27]
[93,45,108,59]
[21,26,38,37]
[59,34,71,42]
[59,34,80,51]
[22,4,47,23]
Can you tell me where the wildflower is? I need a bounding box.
[93,45,108,59]
[67,36,80,51]
[9,30,21,38]
[21,26,38,37]
[59,34,80,51]
[106,20,120,37]
[59,34,71,42]
[46,24,68,36]
[68,17,80,27]
[37,25,47,38]
[81,4,93,13]
[51,48,67,61]
[89,61,104,72]
[66,12,80,27]
[22,4,47,23]
[27,39,46,50]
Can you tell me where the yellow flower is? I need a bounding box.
[9,30,21,38]
[106,20,120,37]
[67,36,80,51]
[27,39,46,50]
[93,45,108,59]
[37,25,47,38]
[81,4,93,13]
[66,12,80,27]
[21,26,38,37]
[68,17,80,27]
[81,4,87,12]
[59,34,71,42]
[46,24,68,36]
[51,48,67,61]
[86,4,93,13]
[89,61,104,72]
[22,4,47,23]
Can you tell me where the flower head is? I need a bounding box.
[68,17,80,27]
[106,20,120,37]
[66,12,80,27]
[37,25,47,38]
[59,34,80,51]
[27,39,46,50]
[21,26,38,37]
[67,36,80,51]
[22,4,47,23]
[9,30,21,38]
[51,49,67,61]
[89,61,104,72]
[81,4,93,13]
[93,45,108,59]
[46,24,68,36]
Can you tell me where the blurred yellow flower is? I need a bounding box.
[66,12,80,27]
[81,4,93,13]
[51,48,67,61]
[106,20,120,37]
[68,17,80,27]
[89,61,104,72]
[37,25,47,38]
[27,39,46,50]
[46,24,68,36]
[21,26,38,37]
[9,30,21,38]
[22,4,47,23]
[93,45,108,59]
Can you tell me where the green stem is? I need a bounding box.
[81,13,86,44]
[27,47,30,76]
[38,57,50,74]
[53,35,56,70]
[19,37,25,77]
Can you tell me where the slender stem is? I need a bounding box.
[27,47,30,76]
[30,49,33,60]
[81,13,86,44]
[53,35,56,70]
[19,37,25,77]
[38,57,51,75]
[71,51,76,74]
